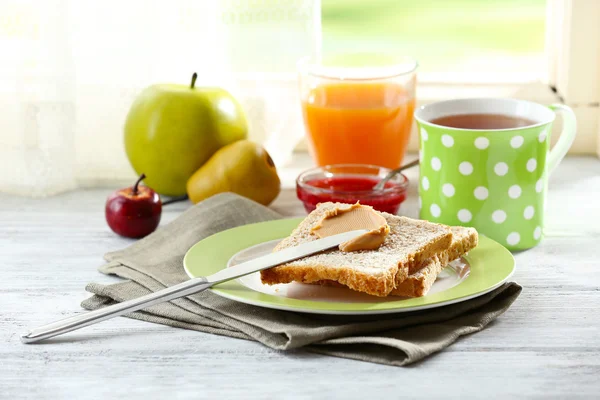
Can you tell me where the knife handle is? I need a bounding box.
[21,277,211,344]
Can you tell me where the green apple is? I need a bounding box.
[124,73,247,196]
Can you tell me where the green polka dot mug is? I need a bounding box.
[415,98,576,250]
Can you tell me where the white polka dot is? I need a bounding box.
[474,137,489,150]
[457,209,472,223]
[419,149,423,160]
[533,226,542,240]
[492,210,507,224]
[421,128,428,141]
[430,204,441,218]
[510,135,524,148]
[474,186,489,200]
[535,179,543,193]
[538,130,547,142]
[431,157,442,171]
[422,176,429,191]
[441,134,454,147]
[442,183,455,197]
[507,232,521,246]
[494,162,508,176]
[524,206,535,220]
[508,185,522,199]
[459,161,473,175]
[527,158,537,172]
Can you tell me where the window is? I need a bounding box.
[313,0,599,156]
[546,0,600,155]
[322,0,546,76]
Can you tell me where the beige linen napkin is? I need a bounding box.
[82,193,521,366]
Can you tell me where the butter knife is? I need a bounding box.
[21,229,367,344]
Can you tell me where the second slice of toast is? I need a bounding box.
[390,226,478,297]
[260,202,453,297]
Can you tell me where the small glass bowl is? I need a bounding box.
[296,164,409,214]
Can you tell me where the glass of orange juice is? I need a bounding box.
[298,54,417,169]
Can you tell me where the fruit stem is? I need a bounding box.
[190,72,197,89]
[132,173,146,195]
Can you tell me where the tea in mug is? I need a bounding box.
[431,114,536,130]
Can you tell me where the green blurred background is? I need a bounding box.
[321,0,546,73]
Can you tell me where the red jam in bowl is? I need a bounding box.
[296,164,408,214]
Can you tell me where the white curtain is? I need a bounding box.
[0,0,320,196]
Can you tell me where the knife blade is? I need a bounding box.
[206,229,367,283]
[21,229,368,344]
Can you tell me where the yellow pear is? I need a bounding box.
[187,140,280,206]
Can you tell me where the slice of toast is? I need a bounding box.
[260,202,453,297]
[390,226,479,297]
[311,226,478,297]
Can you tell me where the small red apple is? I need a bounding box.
[105,173,162,238]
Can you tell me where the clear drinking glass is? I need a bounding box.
[216,0,321,167]
[298,54,417,169]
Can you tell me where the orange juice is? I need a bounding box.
[302,82,415,168]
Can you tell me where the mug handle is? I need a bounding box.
[547,104,577,175]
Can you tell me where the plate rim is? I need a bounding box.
[183,218,516,315]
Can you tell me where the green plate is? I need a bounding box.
[184,218,515,315]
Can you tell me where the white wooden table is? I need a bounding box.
[2,156,600,399]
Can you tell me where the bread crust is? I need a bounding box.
[260,263,402,297]
[390,257,444,297]
[406,225,478,274]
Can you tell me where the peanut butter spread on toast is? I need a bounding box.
[310,203,390,252]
